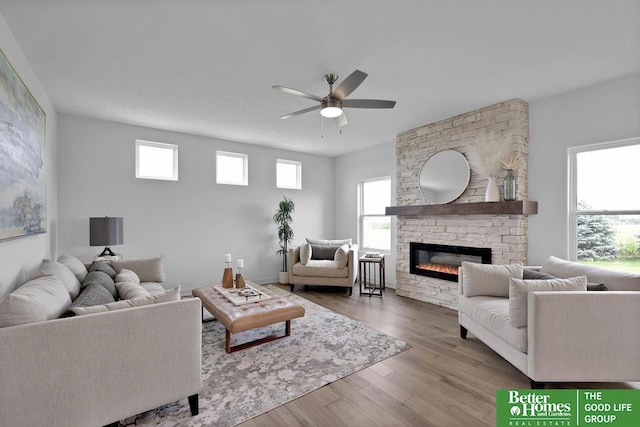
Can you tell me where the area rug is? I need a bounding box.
[133,285,410,427]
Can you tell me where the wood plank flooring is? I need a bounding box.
[238,285,638,427]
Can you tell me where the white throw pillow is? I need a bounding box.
[461,262,523,297]
[110,257,166,282]
[57,254,88,282]
[508,276,587,328]
[0,276,71,327]
[300,242,312,265]
[306,238,352,247]
[115,268,140,285]
[37,259,81,299]
[334,243,350,269]
[116,281,151,300]
[71,286,181,316]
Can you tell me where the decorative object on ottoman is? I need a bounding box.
[222,253,233,288]
[273,195,295,284]
[235,259,246,288]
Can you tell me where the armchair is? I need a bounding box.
[288,241,358,294]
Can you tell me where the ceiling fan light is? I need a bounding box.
[321,106,342,118]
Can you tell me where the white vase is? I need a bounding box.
[485,177,500,202]
[278,271,289,284]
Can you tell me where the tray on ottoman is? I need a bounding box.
[192,282,305,353]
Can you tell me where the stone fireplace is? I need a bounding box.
[392,99,531,309]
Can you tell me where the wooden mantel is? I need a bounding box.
[385,200,538,216]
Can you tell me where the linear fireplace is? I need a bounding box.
[410,242,491,282]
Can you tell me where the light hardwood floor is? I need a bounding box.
[239,285,638,427]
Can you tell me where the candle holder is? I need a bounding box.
[235,260,246,288]
[236,272,246,288]
[222,259,233,288]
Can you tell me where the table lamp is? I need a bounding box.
[90,216,124,260]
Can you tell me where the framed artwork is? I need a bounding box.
[0,47,46,241]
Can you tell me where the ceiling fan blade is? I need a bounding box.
[272,85,323,102]
[332,70,367,100]
[279,104,321,119]
[342,99,396,109]
[336,112,348,127]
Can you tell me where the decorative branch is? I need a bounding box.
[467,131,512,178]
[502,153,525,171]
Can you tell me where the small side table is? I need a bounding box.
[359,256,385,297]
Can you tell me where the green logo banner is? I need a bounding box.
[497,389,640,426]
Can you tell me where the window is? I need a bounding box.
[135,140,178,181]
[359,177,391,252]
[216,151,248,186]
[569,138,640,272]
[276,159,302,189]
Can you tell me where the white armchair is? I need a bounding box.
[458,256,640,388]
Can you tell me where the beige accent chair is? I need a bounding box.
[288,241,359,295]
[458,256,640,388]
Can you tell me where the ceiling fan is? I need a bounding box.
[273,70,396,127]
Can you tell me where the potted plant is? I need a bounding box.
[273,195,295,284]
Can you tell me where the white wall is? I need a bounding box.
[0,14,57,297]
[56,114,334,292]
[334,141,397,287]
[528,72,640,264]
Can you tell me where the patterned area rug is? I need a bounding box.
[134,285,410,427]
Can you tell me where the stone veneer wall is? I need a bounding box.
[395,99,529,309]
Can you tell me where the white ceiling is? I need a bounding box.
[1,1,638,157]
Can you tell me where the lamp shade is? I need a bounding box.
[89,217,124,246]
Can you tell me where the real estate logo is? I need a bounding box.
[497,389,640,427]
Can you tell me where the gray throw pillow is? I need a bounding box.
[88,261,117,279]
[524,268,608,291]
[82,270,117,298]
[523,269,557,280]
[63,284,115,317]
[310,244,341,260]
[587,283,609,291]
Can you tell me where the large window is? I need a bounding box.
[135,140,178,181]
[569,138,640,272]
[359,177,391,252]
[276,159,301,189]
[216,151,248,186]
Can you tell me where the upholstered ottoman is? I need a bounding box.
[192,283,305,353]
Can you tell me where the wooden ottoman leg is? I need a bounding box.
[285,319,291,336]
[225,329,231,354]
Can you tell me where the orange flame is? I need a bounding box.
[416,263,459,275]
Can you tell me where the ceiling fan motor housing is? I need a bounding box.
[321,98,342,117]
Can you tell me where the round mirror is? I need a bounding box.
[419,150,470,204]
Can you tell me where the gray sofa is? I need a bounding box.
[458,256,640,388]
[288,239,358,294]
[0,256,202,426]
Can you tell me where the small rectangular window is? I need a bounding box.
[276,159,302,189]
[216,151,248,186]
[136,140,178,181]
